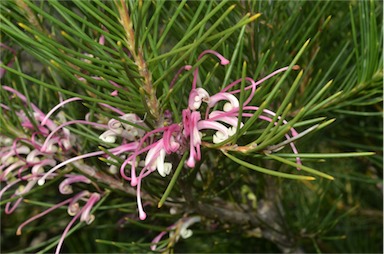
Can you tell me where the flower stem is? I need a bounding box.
[115,0,160,122]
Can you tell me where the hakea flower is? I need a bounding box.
[13,170,99,254]
[99,113,147,143]
[188,50,230,111]
[188,88,210,111]
[145,140,172,177]
[15,189,101,254]
[0,91,139,188]
[0,138,58,214]
[208,110,244,143]
[117,124,182,220]
[191,50,230,90]
[144,125,181,177]
[182,110,202,168]
[151,216,201,251]
[2,50,306,254]
[114,50,302,221]
[177,50,304,170]
[59,174,92,195]
[2,86,73,153]
[207,91,240,112]
[1,87,104,217]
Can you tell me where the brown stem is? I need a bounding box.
[15,0,45,33]
[193,197,302,253]
[115,0,161,122]
[179,162,302,253]
[71,160,180,208]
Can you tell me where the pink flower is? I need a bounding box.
[144,139,172,177]
[99,113,147,143]
[192,50,229,90]
[182,110,202,168]
[188,88,210,110]
[151,216,201,251]
[59,175,92,195]
[207,92,240,112]
[3,49,305,235]
[173,50,303,171]
[15,190,101,254]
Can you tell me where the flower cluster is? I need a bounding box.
[87,50,302,220]
[1,87,73,212]
[1,49,303,252]
[1,87,101,254]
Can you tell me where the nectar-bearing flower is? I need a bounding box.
[119,49,305,221]
[59,175,92,195]
[144,139,172,177]
[188,87,210,110]
[150,216,201,251]
[1,88,77,214]
[177,50,304,170]
[208,91,240,112]
[2,49,304,226]
[99,113,147,143]
[2,47,309,254]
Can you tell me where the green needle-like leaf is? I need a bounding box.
[223,151,316,181]
[266,154,334,180]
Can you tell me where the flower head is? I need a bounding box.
[151,216,201,251]
[188,88,210,110]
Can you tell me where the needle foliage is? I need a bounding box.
[0,1,382,253]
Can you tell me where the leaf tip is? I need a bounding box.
[18,23,27,30]
[250,13,262,21]
[324,174,335,181]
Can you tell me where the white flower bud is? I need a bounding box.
[180,228,193,239]
[213,131,228,144]
[99,130,117,143]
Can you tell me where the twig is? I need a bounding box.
[115,0,161,122]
